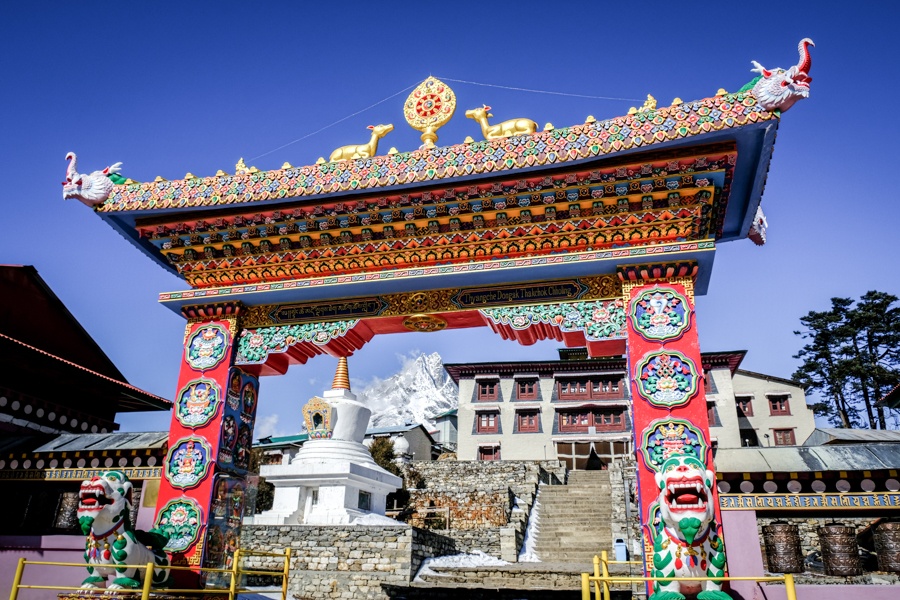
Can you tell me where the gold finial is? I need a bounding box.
[332,357,351,391]
[672,97,683,105]
[281,162,293,169]
[716,88,728,96]
[235,158,249,174]
[585,115,596,124]
[388,147,399,155]
[463,136,475,144]
[404,76,457,148]
[249,166,259,173]
[215,170,229,177]
[630,94,658,115]
[153,175,167,182]
[124,178,137,185]
[184,172,196,179]
[543,123,554,131]
[316,157,326,165]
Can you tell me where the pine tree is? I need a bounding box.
[793,292,900,429]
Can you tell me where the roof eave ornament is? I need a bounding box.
[746,38,814,114]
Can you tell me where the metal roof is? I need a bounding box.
[714,443,900,474]
[803,428,900,446]
[33,432,168,453]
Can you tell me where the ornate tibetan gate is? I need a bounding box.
[78,40,812,595]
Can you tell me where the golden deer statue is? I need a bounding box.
[464,105,537,140]
[329,124,394,162]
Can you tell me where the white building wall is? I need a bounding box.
[708,367,742,449]
[731,371,815,446]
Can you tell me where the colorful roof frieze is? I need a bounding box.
[98,93,769,213]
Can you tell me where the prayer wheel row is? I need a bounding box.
[763,522,900,575]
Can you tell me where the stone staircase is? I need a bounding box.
[532,470,614,562]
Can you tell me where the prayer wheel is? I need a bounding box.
[818,524,862,576]
[762,522,803,573]
[874,521,900,573]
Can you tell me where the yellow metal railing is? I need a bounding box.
[581,550,798,600]
[8,548,291,600]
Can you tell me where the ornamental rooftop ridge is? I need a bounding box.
[98,90,776,213]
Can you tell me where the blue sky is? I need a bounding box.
[2,2,898,435]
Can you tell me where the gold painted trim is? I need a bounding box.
[240,275,621,328]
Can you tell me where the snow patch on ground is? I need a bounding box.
[351,513,404,526]
[414,551,509,582]
[518,485,542,562]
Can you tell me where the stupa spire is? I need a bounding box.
[332,357,351,391]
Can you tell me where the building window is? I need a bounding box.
[478,446,500,461]
[773,429,796,446]
[736,396,753,417]
[516,410,540,433]
[557,377,624,401]
[768,395,791,416]
[476,411,499,433]
[477,380,499,401]
[310,488,319,506]
[358,490,372,511]
[516,379,538,400]
[558,409,625,433]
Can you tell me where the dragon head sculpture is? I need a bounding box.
[749,38,814,113]
[655,453,715,544]
[77,470,133,534]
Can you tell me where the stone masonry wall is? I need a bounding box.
[608,458,642,558]
[403,460,565,560]
[241,524,456,599]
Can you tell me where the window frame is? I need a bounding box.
[516,409,540,433]
[772,428,796,446]
[735,395,754,417]
[768,394,791,416]
[557,408,626,433]
[476,410,500,434]
[556,377,625,401]
[478,445,500,461]
[476,380,499,402]
[516,379,539,400]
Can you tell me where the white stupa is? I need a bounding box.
[255,357,402,525]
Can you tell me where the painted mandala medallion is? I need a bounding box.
[175,379,221,428]
[186,324,229,371]
[635,350,699,408]
[155,497,202,552]
[640,419,707,472]
[630,287,691,341]
[165,436,212,489]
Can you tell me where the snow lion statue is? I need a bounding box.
[649,454,727,600]
[77,470,170,589]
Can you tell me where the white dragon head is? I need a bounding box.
[77,470,134,535]
[750,38,814,113]
[655,453,715,544]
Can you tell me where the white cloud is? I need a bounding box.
[254,414,287,440]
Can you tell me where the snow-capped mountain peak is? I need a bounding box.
[357,352,458,428]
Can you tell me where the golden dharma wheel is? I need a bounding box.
[404,77,457,148]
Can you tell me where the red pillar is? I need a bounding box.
[625,281,727,597]
[152,316,260,586]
